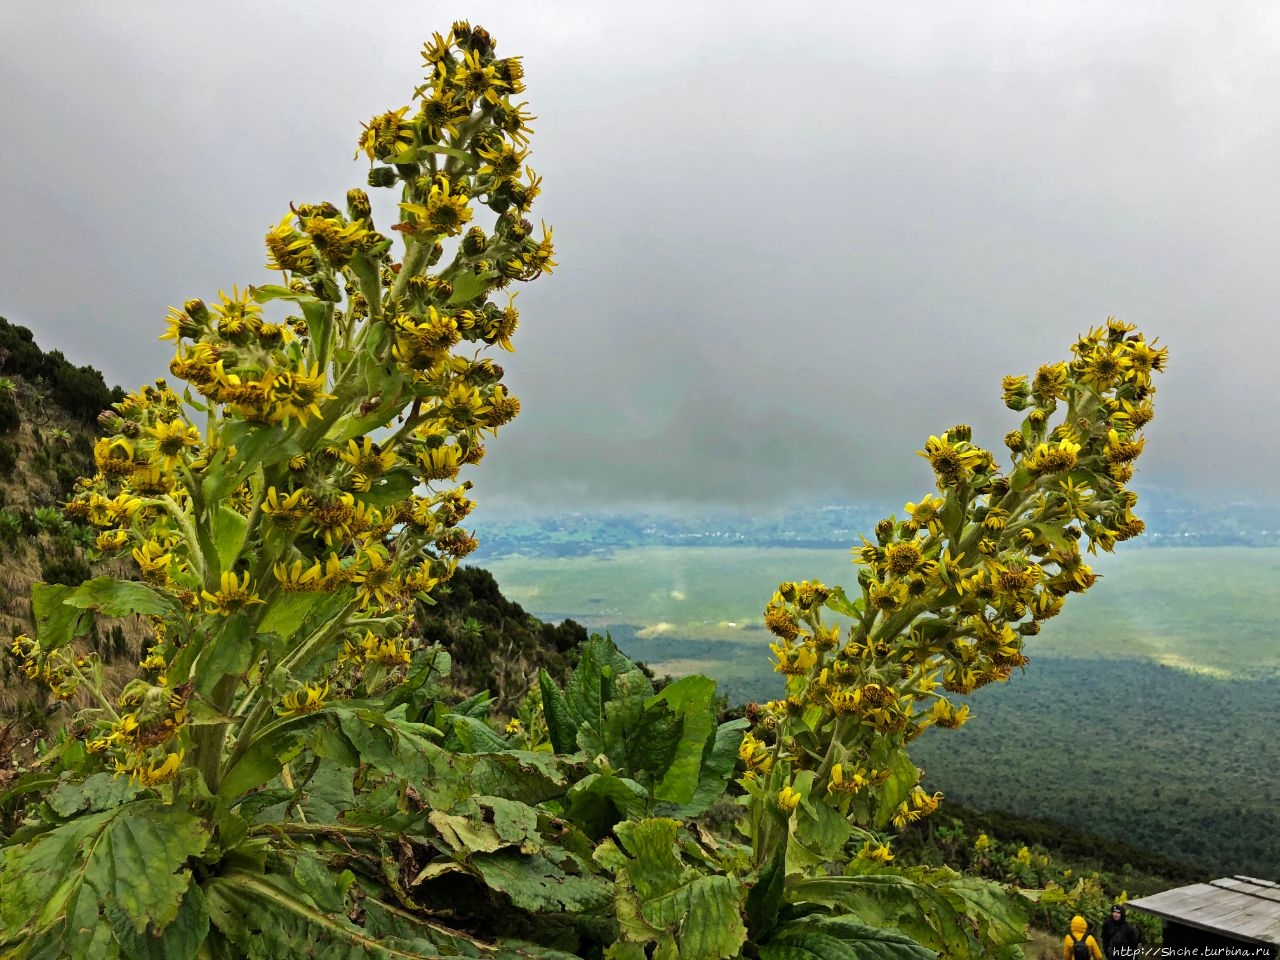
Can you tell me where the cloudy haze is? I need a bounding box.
[1,1,1274,515]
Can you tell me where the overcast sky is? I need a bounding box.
[1,1,1274,516]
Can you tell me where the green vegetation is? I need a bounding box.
[910,658,1280,878]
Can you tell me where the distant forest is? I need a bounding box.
[908,657,1280,879]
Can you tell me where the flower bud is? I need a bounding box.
[98,410,123,431]
[876,519,894,545]
[1004,430,1026,453]
[184,299,209,322]
[501,213,534,241]
[347,188,372,221]
[988,476,1010,498]
[368,166,398,188]
[948,424,972,442]
[426,241,444,267]
[406,275,431,299]
[462,226,488,256]
[778,581,798,603]
[1018,621,1041,636]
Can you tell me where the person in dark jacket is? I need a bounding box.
[1100,904,1140,958]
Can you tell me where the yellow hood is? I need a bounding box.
[1070,915,1088,938]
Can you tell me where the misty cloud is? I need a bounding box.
[2,1,1275,513]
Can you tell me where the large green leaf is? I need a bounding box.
[205,870,447,960]
[63,578,178,618]
[745,840,787,941]
[0,800,209,958]
[599,818,747,960]
[758,915,937,960]
[646,675,719,805]
[788,866,1030,959]
[32,582,90,650]
[257,590,326,637]
[210,506,248,573]
[47,772,140,818]
[655,719,748,820]
[471,846,612,914]
[565,635,652,737]
[108,882,209,960]
[538,668,577,754]
[193,614,256,697]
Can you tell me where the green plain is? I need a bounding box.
[483,546,1280,694]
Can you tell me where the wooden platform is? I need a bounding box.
[1128,875,1280,946]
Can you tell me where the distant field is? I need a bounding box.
[483,546,1280,693]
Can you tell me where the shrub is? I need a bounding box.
[0,393,19,435]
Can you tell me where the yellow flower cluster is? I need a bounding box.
[741,322,1164,842]
[51,22,555,786]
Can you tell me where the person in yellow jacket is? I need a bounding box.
[1063,915,1104,960]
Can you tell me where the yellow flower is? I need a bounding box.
[273,557,328,593]
[400,175,472,237]
[868,580,909,614]
[261,487,314,531]
[264,213,318,275]
[201,571,265,616]
[135,749,184,787]
[453,48,505,107]
[96,529,130,552]
[883,541,924,577]
[280,681,330,717]
[777,785,802,814]
[340,437,398,478]
[356,105,414,161]
[351,548,402,610]
[828,763,870,795]
[1024,439,1080,476]
[1104,428,1145,465]
[856,840,894,863]
[918,433,986,489]
[132,541,175,586]
[769,640,816,676]
[477,140,528,183]
[211,286,264,338]
[927,698,971,729]
[145,419,201,468]
[94,436,136,477]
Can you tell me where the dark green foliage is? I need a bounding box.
[0,317,118,425]
[909,658,1280,878]
[417,566,586,701]
[0,442,15,478]
[40,537,92,587]
[0,393,19,435]
[902,800,1204,887]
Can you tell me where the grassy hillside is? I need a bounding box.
[0,317,140,741]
